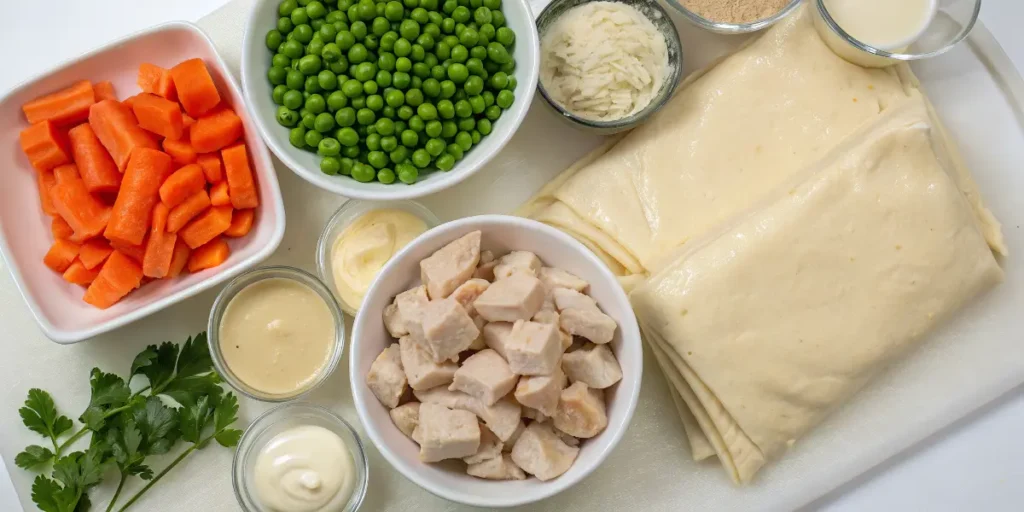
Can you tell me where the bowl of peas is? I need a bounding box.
[242,0,539,200]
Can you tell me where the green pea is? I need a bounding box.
[367,94,385,111]
[443,0,458,14]
[471,6,490,25]
[479,22,495,41]
[351,96,367,109]
[366,150,388,169]
[383,1,404,21]
[342,145,361,158]
[281,89,302,110]
[425,22,442,40]
[409,148,429,168]
[338,79,359,98]
[494,26,515,47]
[473,129,483,144]
[337,126,360,145]
[433,99,454,119]
[320,23,338,42]
[269,66,288,86]
[407,62,425,79]
[393,71,412,90]
[353,62,376,81]
[482,105,500,122]
[401,129,419,147]
[321,156,341,175]
[447,63,469,84]
[318,137,342,157]
[278,16,295,36]
[327,10,346,23]
[394,38,412,57]
[370,70,390,88]
[351,20,368,39]
[485,71,507,92]
[464,58,483,78]
[319,43,340,63]
[289,126,306,147]
[499,59,515,73]
[271,85,288,105]
[414,103,437,121]
[383,105,396,118]
[410,44,426,62]
[390,145,410,164]
[398,105,414,120]
[305,129,323,147]
[355,108,375,125]
[416,78,438,98]
[277,106,300,127]
[397,162,418,183]
[334,21,350,33]
[352,162,376,182]
[378,135,397,152]
[467,95,484,114]
[385,89,405,107]
[455,130,472,150]
[292,7,310,25]
[336,107,357,127]
[423,119,443,138]
[372,117,394,136]
[349,43,369,63]
[405,89,424,107]
[282,41,303,62]
[463,76,484,98]
[296,54,321,75]
[506,76,516,90]
[378,53,397,72]
[395,56,413,73]
[453,99,471,118]
[451,44,469,63]
[433,82,453,101]
[307,1,327,18]
[336,31,356,50]
[399,19,420,41]
[267,30,284,51]
[315,69,336,90]
[453,6,471,23]
[302,112,317,129]
[365,133,382,151]
[280,0,299,15]
[305,75,323,92]
[446,142,464,160]
[327,90,348,111]
[363,80,379,95]
[408,115,426,132]
[470,0,482,8]
[404,0,419,8]
[411,75,423,90]
[295,23,315,44]
[482,90,495,107]
[458,117,475,131]
[458,27,479,48]
[496,89,514,109]
[307,37,326,57]
[272,54,291,70]
[311,112,334,132]
[425,137,446,156]
[330,59,349,74]
[440,120,457,138]
[370,17,389,36]
[434,153,455,171]
[381,32,399,52]
[485,42,509,64]
[441,17,456,34]
[339,157,355,175]
[306,93,327,113]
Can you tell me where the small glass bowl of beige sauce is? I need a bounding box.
[209,266,345,402]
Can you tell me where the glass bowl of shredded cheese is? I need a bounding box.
[537,0,683,134]
[666,0,803,34]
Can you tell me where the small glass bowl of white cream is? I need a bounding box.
[813,0,981,67]
[233,403,368,512]
[209,266,346,402]
[316,199,440,317]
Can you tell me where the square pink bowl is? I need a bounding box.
[0,22,286,344]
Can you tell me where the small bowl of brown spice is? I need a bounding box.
[666,0,802,34]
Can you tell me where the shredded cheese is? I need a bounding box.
[540,1,669,122]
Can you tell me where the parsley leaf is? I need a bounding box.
[174,333,214,380]
[178,395,213,445]
[132,342,178,393]
[214,429,243,448]
[132,396,178,456]
[33,449,108,512]
[31,475,72,512]
[212,393,242,448]
[78,370,131,432]
[20,389,73,445]
[105,421,153,481]
[161,373,223,408]
[15,446,55,469]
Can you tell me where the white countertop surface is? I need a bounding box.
[1,1,1022,511]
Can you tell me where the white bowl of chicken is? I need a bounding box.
[350,215,642,508]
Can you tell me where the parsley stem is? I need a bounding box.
[55,427,89,457]
[115,444,196,512]
[106,474,127,512]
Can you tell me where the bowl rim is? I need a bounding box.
[348,214,643,508]
[666,0,803,34]
[240,0,542,200]
[0,20,286,344]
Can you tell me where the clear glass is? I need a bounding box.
[813,0,981,66]
[233,403,369,512]
[535,0,684,134]
[208,266,346,402]
[664,0,802,34]
[315,199,440,316]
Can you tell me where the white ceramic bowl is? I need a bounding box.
[0,22,286,344]
[350,215,642,508]
[241,0,540,200]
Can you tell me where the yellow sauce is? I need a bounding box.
[253,425,355,512]
[331,209,427,313]
[219,278,335,395]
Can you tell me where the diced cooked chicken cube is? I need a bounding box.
[416,403,481,462]
[493,251,542,280]
[394,285,430,338]
[474,260,499,281]
[366,343,407,408]
[510,422,580,481]
[552,288,599,313]
[531,309,573,350]
[552,382,608,439]
[419,298,480,362]
[449,349,518,406]
[483,322,515,359]
[504,421,526,452]
[473,273,546,323]
[450,278,490,314]
[399,336,459,390]
[505,321,564,376]
[555,428,580,447]
[559,308,617,345]
[468,315,487,350]
[383,303,407,338]
[390,402,421,438]
[538,267,589,293]
[420,230,481,299]
[561,343,622,389]
[480,250,496,264]
[414,387,522,441]
[467,453,527,481]
[464,424,504,464]
[522,407,548,422]
[515,366,566,417]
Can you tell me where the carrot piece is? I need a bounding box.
[152,202,170,234]
[79,239,113,270]
[167,240,192,278]
[142,229,177,278]
[104,148,174,246]
[52,217,75,240]
[158,164,206,208]
[190,108,243,153]
[122,93,147,110]
[63,259,101,286]
[169,58,221,117]
[110,238,146,264]
[196,153,223,182]
[44,239,81,273]
[83,250,143,309]
[94,81,117,102]
[132,94,184,140]
[50,164,111,241]
[182,114,196,136]
[179,205,232,249]
[22,80,96,126]
[224,209,255,238]
[20,120,71,171]
[187,237,230,272]
[166,189,211,233]
[209,181,231,207]
[38,169,58,216]
[138,63,178,101]
[221,143,260,209]
[88,100,159,171]
[68,124,121,195]
[162,137,198,165]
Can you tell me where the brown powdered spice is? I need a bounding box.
[679,0,790,24]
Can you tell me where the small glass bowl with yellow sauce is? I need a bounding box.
[316,199,440,316]
[209,266,346,402]
[233,403,368,512]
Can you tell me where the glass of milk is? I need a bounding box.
[813,0,981,67]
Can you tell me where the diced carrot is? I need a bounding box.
[138,63,178,101]
[142,228,177,278]
[167,239,191,278]
[88,100,159,171]
[152,202,170,234]
[94,81,117,102]
[190,108,243,154]
[44,239,81,273]
[224,209,254,238]
[209,181,231,207]
[122,93,148,110]
[162,137,198,165]
[182,114,196,137]
[196,153,223,182]
[158,164,206,208]
[110,238,146,264]
[179,205,232,249]
[38,169,58,216]
[68,124,121,195]
[83,250,143,309]
[52,216,75,240]
[104,148,174,246]
[79,239,113,270]
[169,58,221,117]
[221,143,259,209]
[22,80,96,126]
[20,120,71,171]
[187,237,230,272]
[132,94,184,140]
[166,189,210,233]
[50,164,111,241]
[63,259,101,286]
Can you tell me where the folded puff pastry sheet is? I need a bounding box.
[630,99,1004,484]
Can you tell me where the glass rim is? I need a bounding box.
[665,0,803,34]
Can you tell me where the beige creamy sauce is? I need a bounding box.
[253,425,355,512]
[219,278,335,395]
